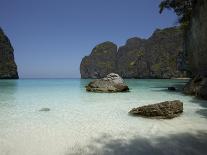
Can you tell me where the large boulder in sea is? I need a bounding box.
[129,100,183,119]
[80,27,188,79]
[85,73,129,92]
[0,27,18,79]
[80,41,117,78]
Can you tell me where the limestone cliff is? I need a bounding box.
[183,0,207,99]
[185,0,207,76]
[0,27,19,79]
[80,41,117,78]
[80,27,187,79]
[117,27,186,78]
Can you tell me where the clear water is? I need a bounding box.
[0,79,207,155]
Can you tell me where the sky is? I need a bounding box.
[0,0,178,78]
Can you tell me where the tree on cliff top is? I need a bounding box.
[159,0,196,28]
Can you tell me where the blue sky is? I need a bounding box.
[0,0,177,78]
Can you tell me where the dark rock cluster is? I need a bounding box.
[168,87,176,91]
[80,27,187,79]
[0,27,18,79]
[184,75,207,100]
[129,100,183,119]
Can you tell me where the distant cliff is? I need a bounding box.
[80,27,187,79]
[80,42,117,78]
[0,27,19,79]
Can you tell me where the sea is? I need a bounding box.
[0,79,207,155]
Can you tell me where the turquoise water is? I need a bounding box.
[0,79,207,155]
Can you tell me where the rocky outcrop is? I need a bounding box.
[80,27,187,79]
[184,0,207,99]
[184,75,207,99]
[129,100,183,119]
[85,73,129,92]
[0,27,18,79]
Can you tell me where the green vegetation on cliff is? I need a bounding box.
[80,27,187,79]
[159,0,195,28]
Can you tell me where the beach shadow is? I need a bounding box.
[196,109,207,119]
[190,98,207,119]
[190,98,207,108]
[66,131,207,155]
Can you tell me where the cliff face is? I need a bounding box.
[80,27,187,79]
[117,27,186,78]
[183,0,207,99]
[80,42,117,78]
[0,27,19,79]
[116,37,148,78]
[185,0,207,76]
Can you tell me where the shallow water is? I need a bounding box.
[0,79,207,155]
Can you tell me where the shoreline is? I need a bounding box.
[171,77,191,80]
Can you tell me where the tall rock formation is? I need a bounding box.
[116,37,148,78]
[80,27,187,79]
[117,27,186,78]
[80,41,117,78]
[185,0,207,76]
[183,0,207,99]
[0,27,19,79]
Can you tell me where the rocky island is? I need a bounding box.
[80,27,187,79]
[0,27,18,79]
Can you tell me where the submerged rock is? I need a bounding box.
[39,108,50,112]
[85,73,129,92]
[184,75,207,99]
[168,87,176,91]
[129,100,183,119]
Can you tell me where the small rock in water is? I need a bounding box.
[39,108,50,112]
[129,100,183,119]
[168,87,176,91]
